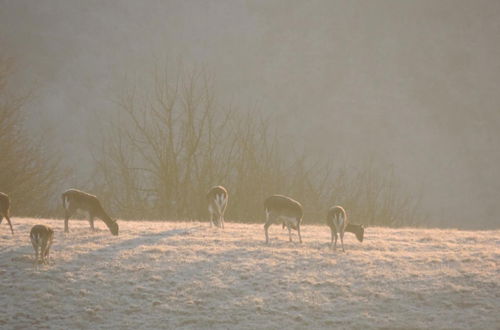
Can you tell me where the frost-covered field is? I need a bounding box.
[0,218,499,329]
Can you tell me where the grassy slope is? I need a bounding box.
[0,218,499,329]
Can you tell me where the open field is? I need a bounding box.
[0,218,499,329]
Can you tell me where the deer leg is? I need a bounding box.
[216,214,222,229]
[4,213,13,235]
[64,210,71,233]
[340,230,345,252]
[297,223,302,244]
[208,204,215,227]
[64,214,69,233]
[40,238,48,264]
[214,213,220,228]
[333,232,338,250]
[89,213,95,231]
[264,222,271,244]
[44,237,53,264]
[0,214,3,224]
[31,238,38,265]
[64,206,76,233]
[287,224,292,242]
[264,210,276,244]
[220,200,226,229]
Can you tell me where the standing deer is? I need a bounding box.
[326,205,364,251]
[207,186,228,229]
[264,195,303,244]
[30,224,54,265]
[0,192,14,235]
[62,189,119,235]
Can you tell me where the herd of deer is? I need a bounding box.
[0,186,364,265]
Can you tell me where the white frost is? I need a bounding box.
[0,218,498,329]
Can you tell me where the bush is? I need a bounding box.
[0,56,67,216]
[92,68,424,226]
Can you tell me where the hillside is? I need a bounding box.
[2,1,500,228]
[0,218,499,329]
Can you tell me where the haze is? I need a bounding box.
[1,0,499,228]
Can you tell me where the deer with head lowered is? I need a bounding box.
[62,189,119,235]
[0,192,14,235]
[30,224,54,265]
[326,205,364,251]
[207,186,228,229]
[264,195,303,244]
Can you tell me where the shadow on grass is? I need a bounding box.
[66,226,204,264]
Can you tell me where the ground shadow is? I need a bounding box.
[67,226,204,264]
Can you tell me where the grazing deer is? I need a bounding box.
[62,189,119,235]
[0,192,14,235]
[264,195,303,244]
[207,186,228,229]
[30,224,54,265]
[326,205,364,251]
[345,223,365,243]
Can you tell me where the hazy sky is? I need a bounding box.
[1,0,499,228]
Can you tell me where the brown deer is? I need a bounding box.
[30,224,54,264]
[62,189,118,235]
[0,192,14,235]
[207,186,228,228]
[326,205,364,251]
[264,195,303,244]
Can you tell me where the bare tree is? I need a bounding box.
[0,55,67,217]
[93,66,424,227]
[327,160,424,227]
[92,69,237,220]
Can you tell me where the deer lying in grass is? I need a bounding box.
[30,224,54,265]
[207,186,228,229]
[326,205,364,251]
[264,195,303,244]
[62,189,119,235]
[0,192,14,235]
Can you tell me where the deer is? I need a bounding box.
[0,192,14,235]
[62,189,119,235]
[207,185,228,229]
[264,195,303,244]
[326,205,364,251]
[30,224,54,265]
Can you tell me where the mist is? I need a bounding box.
[1,0,499,228]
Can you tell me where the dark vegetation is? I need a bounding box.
[1,57,423,226]
[0,56,67,217]
[90,68,424,226]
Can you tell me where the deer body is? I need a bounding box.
[207,186,228,229]
[62,189,118,235]
[30,224,54,264]
[264,195,303,244]
[0,192,13,235]
[326,205,347,251]
[326,205,364,251]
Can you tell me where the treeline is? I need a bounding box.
[0,56,66,216]
[1,57,423,226]
[90,69,423,226]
